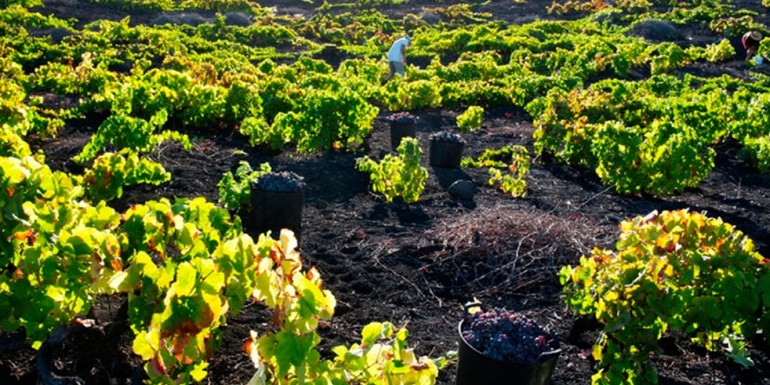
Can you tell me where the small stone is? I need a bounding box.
[448,180,476,200]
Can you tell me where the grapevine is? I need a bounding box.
[217,160,272,212]
[356,137,428,203]
[561,210,770,385]
[457,105,484,132]
[4,2,770,384]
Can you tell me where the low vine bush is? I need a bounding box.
[0,151,440,384]
[217,160,272,212]
[249,315,441,384]
[381,78,442,111]
[0,155,120,350]
[560,209,770,385]
[457,105,484,133]
[268,87,379,152]
[703,38,736,62]
[527,78,721,195]
[462,145,530,197]
[741,136,770,173]
[82,149,171,203]
[591,120,715,196]
[356,137,428,203]
[489,145,530,198]
[74,110,192,163]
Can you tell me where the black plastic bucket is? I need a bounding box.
[429,140,464,168]
[390,121,416,150]
[249,187,304,241]
[456,321,561,385]
[728,35,747,61]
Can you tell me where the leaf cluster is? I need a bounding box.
[356,137,428,203]
[462,145,530,197]
[82,150,171,203]
[560,210,770,385]
[526,76,746,195]
[456,105,484,133]
[217,160,272,212]
[75,110,191,163]
[0,156,119,349]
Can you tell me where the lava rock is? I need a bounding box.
[224,12,252,27]
[419,9,441,24]
[152,12,213,26]
[28,28,74,44]
[627,20,680,42]
[448,180,476,200]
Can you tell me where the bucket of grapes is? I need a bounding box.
[250,171,305,241]
[429,131,465,168]
[387,112,417,150]
[456,303,561,385]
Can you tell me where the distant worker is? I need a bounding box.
[384,34,411,82]
[742,31,762,62]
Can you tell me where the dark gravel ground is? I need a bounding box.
[2,1,770,385]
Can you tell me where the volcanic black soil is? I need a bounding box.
[2,1,770,385]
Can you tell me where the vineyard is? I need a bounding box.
[1,0,770,384]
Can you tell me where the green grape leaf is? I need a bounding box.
[133,329,159,360]
[174,263,197,298]
[274,330,315,375]
[190,361,209,382]
[361,322,384,348]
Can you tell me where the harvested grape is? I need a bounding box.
[461,308,558,364]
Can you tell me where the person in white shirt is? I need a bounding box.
[384,34,411,81]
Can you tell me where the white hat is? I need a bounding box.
[749,31,763,41]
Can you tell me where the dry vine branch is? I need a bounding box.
[425,205,614,294]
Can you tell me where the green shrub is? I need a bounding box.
[561,209,770,385]
[488,145,529,197]
[288,87,378,152]
[463,145,530,197]
[742,135,770,173]
[383,78,442,111]
[704,38,736,62]
[82,150,171,203]
[74,111,192,163]
[356,137,427,203]
[592,120,715,195]
[217,160,272,212]
[457,105,484,132]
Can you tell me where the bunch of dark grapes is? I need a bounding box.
[461,308,558,364]
[429,130,466,143]
[387,111,416,123]
[255,171,306,192]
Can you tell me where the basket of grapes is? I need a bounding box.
[250,171,306,240]
[456,303,561,385]
[429,130,465,168]
[387,112,417,150]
